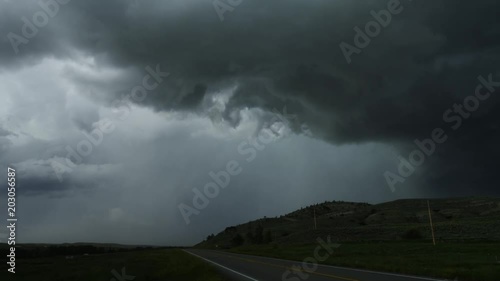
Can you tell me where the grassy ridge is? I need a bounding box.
[0,248,226,281]
[199,198,500,249]
[228,241,500,281]
[196,198,500,280]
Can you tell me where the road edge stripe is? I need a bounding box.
[214,250,448,281]
[184,250,260,281]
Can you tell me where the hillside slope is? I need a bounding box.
[197,197,500,248]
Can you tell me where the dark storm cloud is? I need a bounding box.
[2,0,499,196]
[0,126,15,137]
[15,173,80,197]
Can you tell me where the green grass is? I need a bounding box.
[0,249,227,281]
[228,241,500,281]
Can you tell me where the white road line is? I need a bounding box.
[315,264,447,281]
[212,250,447,281]
[184,250,260,281]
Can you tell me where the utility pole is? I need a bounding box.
[427,200,436,246]
[314,208,317,230]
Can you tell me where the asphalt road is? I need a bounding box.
[184,249,446,281]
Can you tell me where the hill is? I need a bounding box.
[196,197,500,248]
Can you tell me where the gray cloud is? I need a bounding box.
[0,0,499,245]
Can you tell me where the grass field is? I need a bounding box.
[0,248,226,281]
[228,241,500,281]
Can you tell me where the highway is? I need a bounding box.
[184,249,446,281]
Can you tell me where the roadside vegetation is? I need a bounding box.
[228,241,500,281]
[0,248,226,281]
[196,198,500,280]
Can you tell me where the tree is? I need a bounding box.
[402,228,423,240]
[264,230,273,244]
[246,223,255,244]
[231,234,244,247]
[254,224,264,244]
[246,231,255,244]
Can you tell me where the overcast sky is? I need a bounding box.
[0,0,499,246]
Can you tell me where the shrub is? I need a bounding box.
[402,228,423,240]
[231,234,244,247]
